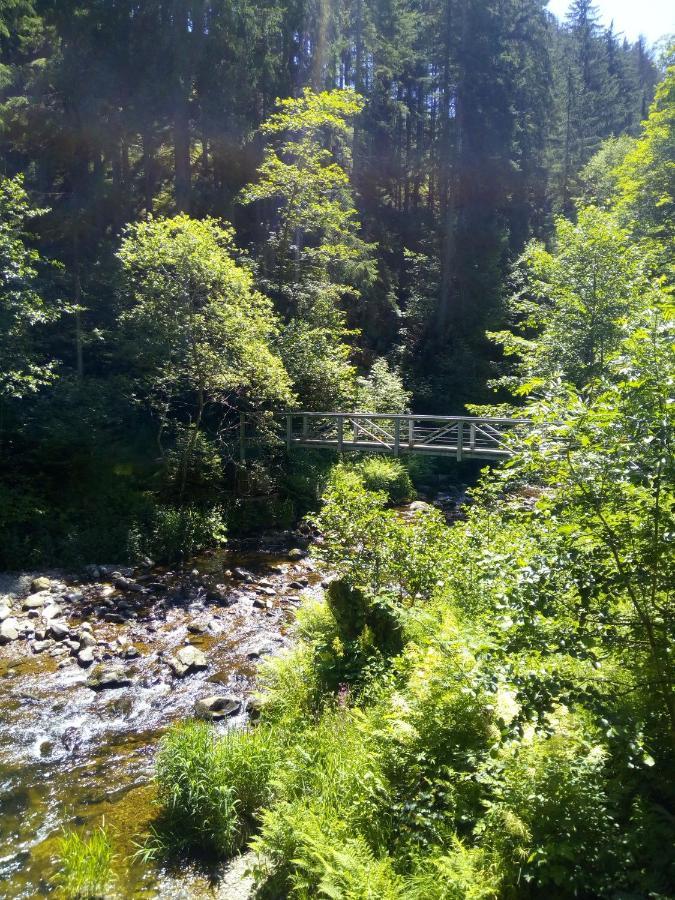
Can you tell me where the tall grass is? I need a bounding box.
[149,720,277,859]
[54,823,114,899]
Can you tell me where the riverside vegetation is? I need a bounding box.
[121,64,674,899]
[0,3,673,897]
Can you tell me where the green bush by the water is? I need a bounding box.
[54,823,114,899]
[149,721,277,858]
[352,457,414,505]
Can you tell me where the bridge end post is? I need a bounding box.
[337,415,344,453]
[394,418,400,456]
[456,420,464,461]
[286,414,292,451]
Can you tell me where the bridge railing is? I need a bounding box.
[283,412,531,461]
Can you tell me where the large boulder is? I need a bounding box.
[287,548,307,561]
[195,695,241,720]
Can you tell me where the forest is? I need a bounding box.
[0,0,673,897]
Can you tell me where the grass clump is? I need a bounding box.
[353,457,414,505]
[54,823,114,899]
[147,720,277,859]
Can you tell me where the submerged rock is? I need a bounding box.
[195,695,241,720]
[233,567,254,583]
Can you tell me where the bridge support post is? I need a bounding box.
[408,418,414,449]
[302,415,308,438]
[337,416,344,453]
[394,419,400,456]
[456,420,464,461]
[286,415,292,451]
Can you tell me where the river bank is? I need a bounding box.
[0,531,322,898]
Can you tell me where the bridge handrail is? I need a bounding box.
[283,411,532,425]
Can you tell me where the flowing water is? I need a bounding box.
[0,543,322,898]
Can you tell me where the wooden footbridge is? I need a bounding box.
[282,412,529,461]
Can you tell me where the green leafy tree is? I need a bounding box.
[118,214,292,497]
[491,206,652,392]
[241,88,375,409]
[0,174,59,401]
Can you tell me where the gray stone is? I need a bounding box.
[288,548,307,561]
[123,646,140,660]
[195,695,241,720]
[78,631,97,649]
[23,593,48,610]
[42,604,61,621]
[64,591,84,603]
[233,567,254,583]
[0,605,11,622]
[31,576,52,592]
[169,645,207,677]
[87,666,132,690]
[49,621,70,640]
[32,640,53,653]
[0,618,19,643]
[64,639,81,652]
[257,586,276,597]
[77,647,95,667]
[187,621,207,634]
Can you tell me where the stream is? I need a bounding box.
[0,536,322,898]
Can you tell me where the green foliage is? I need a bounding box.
[241,89,372,410]
[353,457,414,505]
[492,206,652,392]
[150,720,277,859]
[355,359,411,414]
[0,174,60,400]
[137,503,227,564]
[118,215,291,416]
[54,823,114,899]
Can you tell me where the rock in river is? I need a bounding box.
[168,645,208,677]
[287,548,307,561]
[31,576,52,592]
[49,621,70,641]
[77,647,95,667]
[195,695,241,720]
[23,592,48,610]
[87,665,132,690]
[0,618,20,643]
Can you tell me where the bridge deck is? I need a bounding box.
[283,412,529,461]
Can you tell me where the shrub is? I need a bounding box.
[354,457,413,505]
[54,823,114,899]
[143,503,227,563]
[151,720,277,858]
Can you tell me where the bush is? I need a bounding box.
[140,503,227,563]
[54,823,114,899]
[150,720,277,859]
[353,457,413,505]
